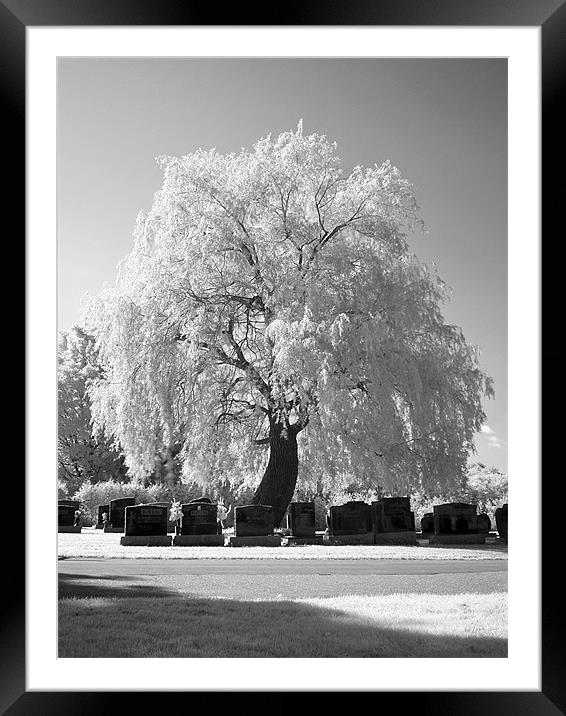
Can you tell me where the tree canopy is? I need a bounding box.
[85,122,493,519]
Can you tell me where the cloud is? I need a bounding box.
[487,435,502,449]
[479,424,504,448]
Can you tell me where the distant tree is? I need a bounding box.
[463,462,507,515]
[86,122,493,525]
[405,461,507,527]
[58,326,128,492]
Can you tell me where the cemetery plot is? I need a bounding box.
[428,503,486,544]
[420,513,434,534]
[125,504,167,535]
[105,497,136,533]
[58,502,81,533]
[229,505,281,546]
[120,505,172,546]
[180,502,219,534]
[324,501,374,545]
[173,502,224,546]
[434,503,478,533]
[286,502,323,545]
[495,504,508,541]
[234,505,274,536]
[371,497,417,545]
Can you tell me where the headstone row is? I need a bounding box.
[119,502,282,547]
[323,498,416,545]
[422,503,490,544]
[324,499,507,544]
[59,497,508,545]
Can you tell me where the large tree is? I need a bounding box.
[86,122,493,524]
[58,326,128,491]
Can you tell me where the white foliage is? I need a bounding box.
[58,326,128,489]
[85,123,493,494]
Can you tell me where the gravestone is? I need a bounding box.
[234,505,274,536]
[477,513,491,533]
[58,504,75,525]
[288,502,316,536]
[173,502,224,545]
[313,495,328,531]
[59,499,81,510]
[327,501,372,534]
[180,502,218,534]
[125,504,167,535]
[150,502,178,533]
[229,505,281,547]
[324,501,374,545]
[285,501,322,545]
[434,503,478,534]
[420,513,434,534]
[96,504,109,529]
[495,503,508,540]
[120,504,171,545]
[371,497,416,545]
[58,503,81,532]
[429,503,485,544]
[105,497,136,532]
[372,497,415,531]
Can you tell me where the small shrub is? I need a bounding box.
[70,479,258,527]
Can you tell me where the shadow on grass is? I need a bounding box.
[58,573,180,600]
[59,574,507,658]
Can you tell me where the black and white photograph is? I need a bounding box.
[13,9,557,706]
[56,56,509,659]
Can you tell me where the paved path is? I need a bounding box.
[59,558,506,576]
[59,558,506,599]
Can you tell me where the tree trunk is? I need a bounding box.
[252,421,299,527]
[149,443,183,485]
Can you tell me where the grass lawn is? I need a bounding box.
[59,529,507,560]
[59,591,507,658]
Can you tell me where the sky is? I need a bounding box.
[58,58,507,472]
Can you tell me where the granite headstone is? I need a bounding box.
[327,501,372,535]
[495,503,508,540]
[124,504,168,536]
[372,497,415,533]
[234,505,274,537]
[58,503,76,527]
[420,513,434,534]
[59,499,80,511]
[287,502,316,537]
[108,497,136,529]
[180,502,219,535]
[433,503,479,534]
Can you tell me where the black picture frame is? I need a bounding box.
[11,0,561,712]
